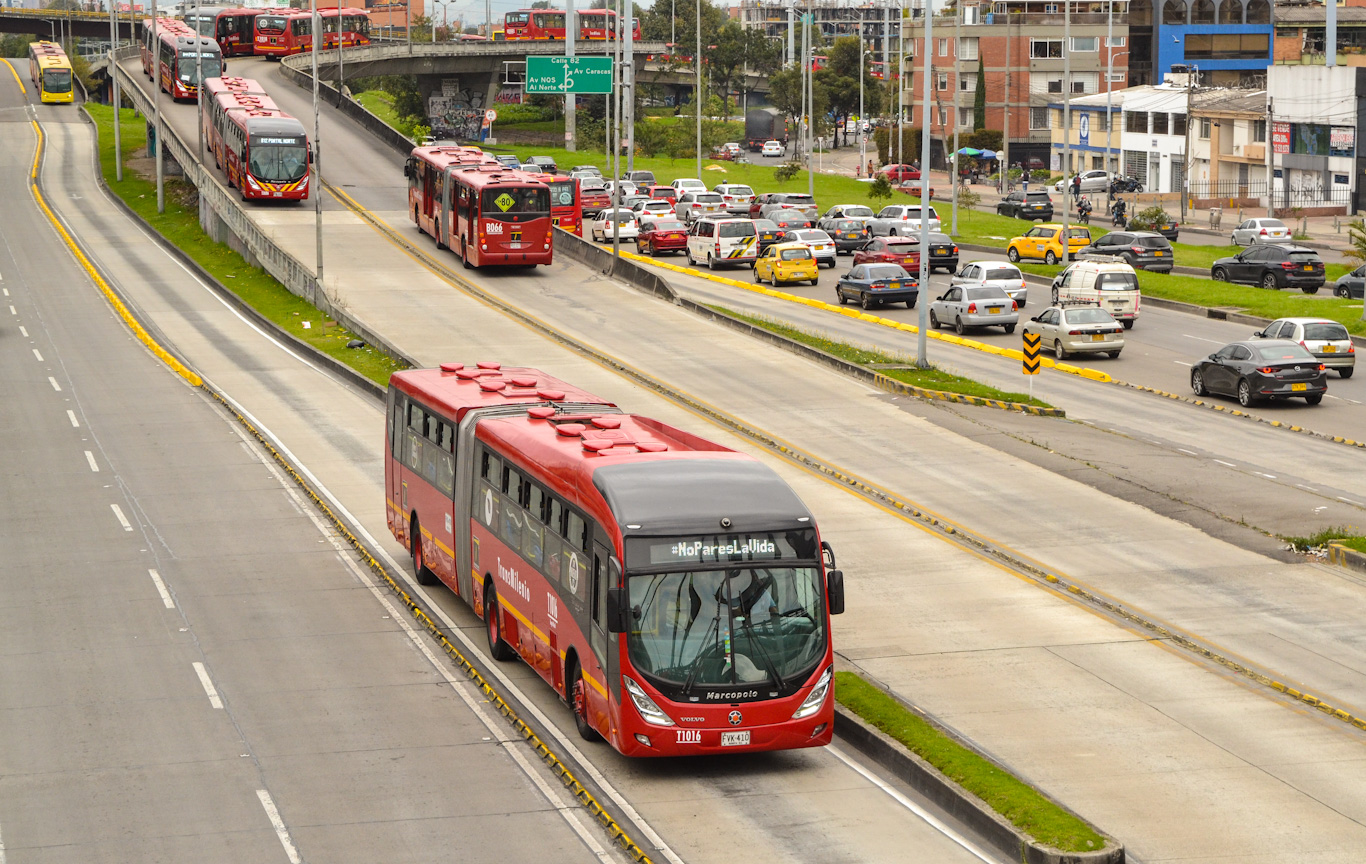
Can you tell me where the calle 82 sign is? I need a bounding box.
[525,56,613,94]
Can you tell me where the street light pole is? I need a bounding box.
[566,0,575,152]
[695,0,701,180]
[1062,0,1071,266]
[195,0,204,168]
[311,0,324,304]
[153,12,164,214]
[951,0,960,236]
[915,0,932,368]
[109,0,121,181]
[624,0,633,173]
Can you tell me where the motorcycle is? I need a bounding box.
[1077,200,1092,225]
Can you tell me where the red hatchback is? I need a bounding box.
[646,185,678,204]
[854,236,922,270]
[881,164,920,182]
[636,219,689,256]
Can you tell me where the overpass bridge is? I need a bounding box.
[0,6,135,40]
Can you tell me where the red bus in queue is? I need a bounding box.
[211,7,262,56]
[503,8,641,40]
[148,23,223,101]
[140,17,191,79]
[254,8,369,58]
[535,173,582,236]
[406,147,554,267]
[203,76,311,201]
[385,363,845,756]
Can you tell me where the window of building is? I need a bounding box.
[1106,36,1126,47]
[1094,111,1108,132]
[1199,118,1211,138]
[1030,106,1049,129]
[938,37,949,56]
[1070,36,1098,52]
[1073,71,1098,93]
[1048,79,1063,93]
[907,38,916,56]
[1152,112,1169,135]
[1184,33,1270,60]
[937,105,948,126]
[1125,111,1147,133]
[1031,38,1063,59]
[1253,119,1266,142]
[959,72,977,92]
[1123,150,1148,186]
[1172,113,1187,136]
[958,36,979,60]
[958,107,974,128]
[937,72,949,91]
[1044,2,1059,12]
[964,5,981,24]
[1108,72,1126,83]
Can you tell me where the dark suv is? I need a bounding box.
[1079,231,1174,272]
[997,190,1054,221]
[1211,244,1326,293]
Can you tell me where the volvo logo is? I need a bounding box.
[728,710,743,726]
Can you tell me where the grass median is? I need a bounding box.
[84,103,406,386]
[835,671,1106,854]
[1284,526,1366,553]
[710,305,1053,409]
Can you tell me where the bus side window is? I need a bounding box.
[456,185,469,220]
[388,391,403,458]
[568,512,587,553]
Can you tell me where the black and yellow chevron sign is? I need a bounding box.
[1022,332,1041,376]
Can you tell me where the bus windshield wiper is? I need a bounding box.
[737,614,784,692]
[680,613,720,697]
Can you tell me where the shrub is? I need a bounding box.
[868,174,893,201]
[774,161,802,184]
[1126,204,1173,232]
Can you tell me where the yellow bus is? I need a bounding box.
[28,41,74,104]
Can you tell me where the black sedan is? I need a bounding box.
[1333,263,1366,299]
[926,232,959,273]
[825,218,872,253]
[752,219,784,255]
[1191,339,1327,406]
[1210,244,1326,293]
[835,263,919,310]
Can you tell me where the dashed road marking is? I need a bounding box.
[84,450,98,472]
[1338,497,1363,506]
[18,325,26,337]
[1214,459,1236,467]
[1184,334,1224,344]
[256,790,302,864]
[110,503,132,531]
[1172,360,1192,366]
[66,410,78,427]
[1298,484,1319,492]
[32,348,42,362]
[1178,448,1198,455]
[47,376,60,391]
[192,662,223,709]
[148,568,174,608]
[8,305,15,315]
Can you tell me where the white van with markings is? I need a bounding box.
[685,217,759,270]
[1050,260,1141,328]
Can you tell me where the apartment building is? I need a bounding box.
[737,0,904,66]
[901,0,1130,169]
[1125,0,1273,88]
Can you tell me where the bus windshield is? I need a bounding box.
[258,15,287,31]
[481,185,550,216]
[178,53,222,84]
[43,68,72,93]
[249,139,309,182]
[626,566,826,691]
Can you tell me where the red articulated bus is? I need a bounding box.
[140,17,191,78]
[385,363,845,756]
[406,148,554,267]
[203,76,310,201]
[182,6,262,56]
[533,172,583,236]
[145,20,223,101]
[254,8,369,59]
[503,8,640,41]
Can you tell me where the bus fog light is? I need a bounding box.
[810,723,827,737]
[791,668,833,719]
[634,733,652,747]
[623,676,674,727]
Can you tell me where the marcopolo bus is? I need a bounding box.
[203,76,310,201]
[254,7,368,57]
[27,41,73,104]
[153,26,223,101]
[385,363,845,756]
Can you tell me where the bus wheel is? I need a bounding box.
[568,658,602,742]
[435,220,448,251]
[410,518,437,586]
[461,239,473,270]
[484,582,515,661]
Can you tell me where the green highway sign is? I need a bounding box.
[525,56,613,94]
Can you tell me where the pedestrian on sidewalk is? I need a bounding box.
[867,158,875,176]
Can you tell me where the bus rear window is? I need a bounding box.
[506,12,529,24]
[482,186,550,215]
[258,15,286,30]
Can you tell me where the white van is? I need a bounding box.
[686,217,759,270]
[1050,260,1141,328]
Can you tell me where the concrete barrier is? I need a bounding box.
[275,57,417,161]
[552,228,679,304]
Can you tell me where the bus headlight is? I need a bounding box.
[623,676,674,727]
[790,668,833,719]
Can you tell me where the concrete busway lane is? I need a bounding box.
[4,100,623,864]
[106,64,1366,859]
[36,104,1013,864]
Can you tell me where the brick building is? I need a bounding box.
[1274,4,1366,66]
[901,0,1130,169]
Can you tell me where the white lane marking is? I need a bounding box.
[827,745,997,864]
[66,410,79,427]
[1345,398,1363,405]
[256,790,302,864]
[192,662,224,709]
[1177,448,1198,455]
[84,450,99,472]
[1214,459,1236,467]
[110,504,133,531]
[9,305,16,315]
[148,568,175,608]
[1184,334,1225,344]
[1326,394,1344,401]
[0,819,6,864]
[1256,472,1277,479]
[214,389,683,864]
[18,325,27,337]
[1338,497,1363,506]
[48,376,61,391]
[1172,360,1192,366]
[32,348,43,362]
[1298,484,1319,492]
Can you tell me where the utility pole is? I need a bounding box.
[109,0,121,181]
[1062,0,1072,265]
[312,0,324,302]
[950,0,960,236]
[565,0,575,151]
[787,0,794,67]
[897,0,904,165]
[1105,0,1113,177]
[1181,64,1195,225]
[624,0,633,173]
[195,0,204,168]
[613,2,622,258]
[806,5,813,197]
[916,0,932,368]
[406,0,411,54]
[695,0,701,179]
[153,13,164,214]
[1002,10,1010,186]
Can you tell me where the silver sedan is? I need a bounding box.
[928,285,1019,335]
[1024,304,1126,359]
[951,260,1029,307]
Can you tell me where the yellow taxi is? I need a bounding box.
[753,241,820,286]
[1006,224,1092,265]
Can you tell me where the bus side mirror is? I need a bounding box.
[826,569,845,615]
[605,587,630,633]
[403,161,411,178]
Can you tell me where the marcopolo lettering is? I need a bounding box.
[705,690,758,700]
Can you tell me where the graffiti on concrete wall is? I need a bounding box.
[428,79,487,140]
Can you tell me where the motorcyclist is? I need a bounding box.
[1077,197,1093,224]
[1111,197,1127,228]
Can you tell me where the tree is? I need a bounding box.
[816,36,882,148]
[868,174,893,202]
[641,0,723,55]
[769,67,830,144]
[1346,220,1366,266]
[708,22,780,116]
[530,1,553,8]
[973,58,986,131]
